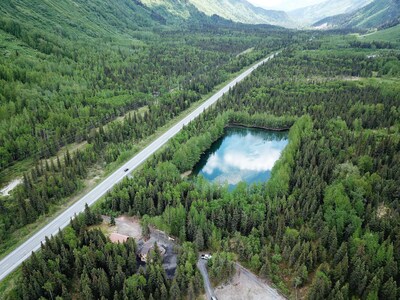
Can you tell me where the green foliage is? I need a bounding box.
[266,115,312,199]
[14,205,196,300]
[175,242,203,297]
[141,216,151,241]
[0,2,284,173]
[0,0,292,254]
[96,43,400,299]
[208,252,236,286]
[364,24,400,43]
[307,269,332,300]
[162,205,186,238]
[97,40,399,300]
[314,0,400,30]
[124,274,147,300]
[7,12,400,300]
[323,182,361,237]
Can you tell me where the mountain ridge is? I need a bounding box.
[140,0,294,28]
[288,0,372,26]
[189,0,294,27]
[313,0,400,29]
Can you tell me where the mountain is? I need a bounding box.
[141,0,294,28]
[313,0,400,29]
[289,0,372,26]
[0,0,236,41]
[138,0,210,25]
[0,0,173,41]
[362,24,400,44]
[362,23,400,42]
[189,0,293,27]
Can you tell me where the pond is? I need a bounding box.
[192,126,289,189]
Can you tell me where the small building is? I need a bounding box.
[139,241,166,262]
[109,233,129,244]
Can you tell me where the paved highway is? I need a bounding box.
[0,52,278,281]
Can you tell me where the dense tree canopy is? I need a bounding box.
[0,3,295,255]
[96,37,399,299]
[2,5,400,299]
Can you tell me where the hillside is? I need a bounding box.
[0,0,173,174]
[141,0,294,28]
[137,0,214,25]
[313,0,400,29]
[0,0,269,173]
[5,33,400,300]
[289,0,372,26]
[0,0,291,275]
[1,0,400,300]
[363,24,400,42]
[0,0,167,39]
[189,0,293,27]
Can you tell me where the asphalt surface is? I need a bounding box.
[0,53,277,282]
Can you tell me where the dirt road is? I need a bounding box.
[197,258,216,300]
[214,263,285,300]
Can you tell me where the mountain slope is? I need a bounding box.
[313,0,400,29]
[289,0,372,26]
[0,0,228,39]
[138,0,209,24]
[189,0,293,27]
[0,0,168,40]
[363,24,400,42]
[141,0,294,28]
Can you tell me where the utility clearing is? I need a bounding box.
[214,264,285,300]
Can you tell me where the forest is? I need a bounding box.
[17,205,203,300]
[0,1,298,257]
[1,0,400,298]
[4,33,400,300]
[0,0,296,173]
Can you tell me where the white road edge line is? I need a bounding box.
[0,52,279,281]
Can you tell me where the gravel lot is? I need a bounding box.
[103,216,178,277]
[214,263,285,300]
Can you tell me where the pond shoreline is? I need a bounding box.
[192,126,289,188]
[227,123,290,132]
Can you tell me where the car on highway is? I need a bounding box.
[0,53,277,282]
[201,253,212,260]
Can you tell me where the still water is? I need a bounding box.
[192,126,288,189]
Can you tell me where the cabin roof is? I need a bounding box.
[109,233,129,244]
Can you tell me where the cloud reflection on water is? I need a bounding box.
[199,129,288,186]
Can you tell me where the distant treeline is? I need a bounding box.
[5,19,400,300]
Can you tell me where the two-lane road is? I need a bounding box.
[0,52,278,281]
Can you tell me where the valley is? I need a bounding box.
[0,52,278,282]
[0,0,399,299]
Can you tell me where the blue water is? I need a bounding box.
[192,127,288,189]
